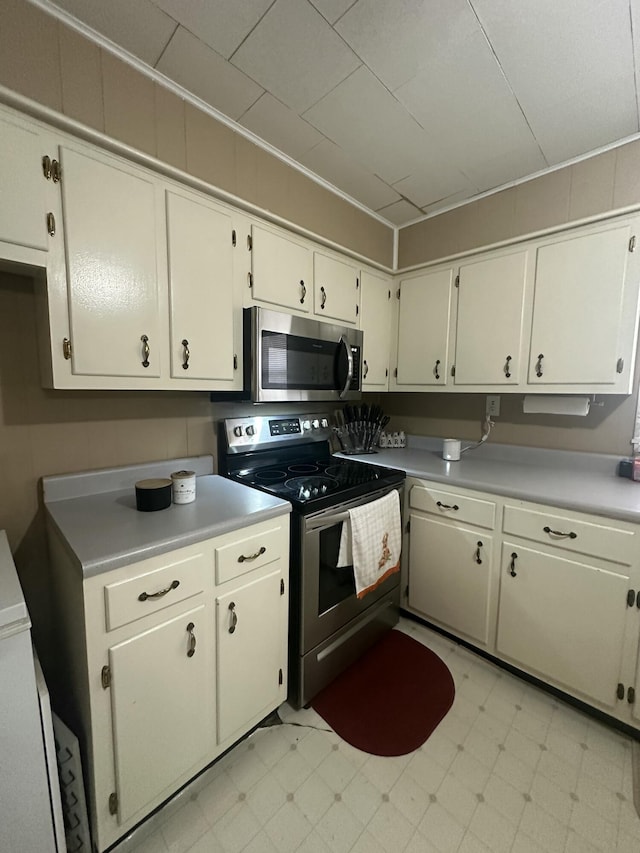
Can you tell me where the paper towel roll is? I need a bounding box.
[522,395,591,416]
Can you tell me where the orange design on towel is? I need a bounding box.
[356,559,400,599]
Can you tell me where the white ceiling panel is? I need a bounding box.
[629,0,640,119]
[304,66,466,186]
[336,0,478,91]
[392,168,476,210]
[522,83,639,165]
[239,93,324,160]
[51,0,176,65]
[376,199,423,224]
[309,0,357,26]
[231,0,361,113]
[422,189,480,216]
[299,140,402,210]
[471,0,635,116]
[156,27,263,121]
[149,0,273,59]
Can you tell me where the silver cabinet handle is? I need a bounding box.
[505,355,512,378]
[182,338,190,370]
[141,334,150,368]
[138,579,180,601]
[186,621,196,657]
[300,280,306,304]
[320,286,327,309]
[228,602,237,634]
[238,546,266,563]
[363,360,369,379]
[535,353,544,377]
[338,334,354,399]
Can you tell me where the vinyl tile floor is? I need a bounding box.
[114,617,640,853]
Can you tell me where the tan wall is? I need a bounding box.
[0,0,393,266]
[398,146,640,268]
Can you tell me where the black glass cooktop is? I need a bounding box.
[229,456,405,510]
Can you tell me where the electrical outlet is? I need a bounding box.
[486,395,501,417]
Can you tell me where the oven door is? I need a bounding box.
[251,307,362,402]
[300,485,403,653]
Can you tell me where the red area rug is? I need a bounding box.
[311,629,455,756]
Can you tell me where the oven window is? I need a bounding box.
[317,522,356,614]
[261,331,337,390]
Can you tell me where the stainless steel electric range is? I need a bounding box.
[219,413,406,708]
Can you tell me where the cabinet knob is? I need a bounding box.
[181,338,190,370]
[228,602,238,634]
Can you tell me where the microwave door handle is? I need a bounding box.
[338,335,353,399]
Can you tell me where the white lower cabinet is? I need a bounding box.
[47,514,289,852]
[404,477,640,727]
[109,600,214,824]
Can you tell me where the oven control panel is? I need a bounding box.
[224,415,331,451]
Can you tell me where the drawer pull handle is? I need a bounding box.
[228,602,238,634]
[138,579,180,601]
[436,501,459,511]
[509,552,518,577]
[186,621,196,657]
[543,526,577,539]
[475,541,483,564]
[238,546,266,563]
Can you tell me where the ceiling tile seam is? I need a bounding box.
[466,0,549,168]
[629,0,640,130]
[227,0,278,64]
[329,0,360,28]
[153,22,180,70]
[29,0,395,231]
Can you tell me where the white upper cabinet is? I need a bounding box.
[528,221,640,390]
[59,145,163,379]
[393,267,455,387]
[454,249,530,385]
[0,111,50,255]
[250,223,312,313]
[360,270,393,390]
[313,251,359,325]
[166,190,236,385]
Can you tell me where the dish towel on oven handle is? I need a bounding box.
[337,490,402,598]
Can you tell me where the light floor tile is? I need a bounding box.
[118,618,639,853]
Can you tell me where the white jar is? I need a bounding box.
[171,470,196,504]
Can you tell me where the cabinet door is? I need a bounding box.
[360,270,392,389]
[60,146,162,378]
[313,252,359,324]
[109,601,214,824]
[166,191,235,382]
[497,542,627,708]
[528,224,633,385]
[216,569,285,744]
[395,269,454,386]
[455,250,528,385]
[250,224,312,312]
[408,514,492,645]
[0,113,49,251]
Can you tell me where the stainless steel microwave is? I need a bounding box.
[212,307,363,402]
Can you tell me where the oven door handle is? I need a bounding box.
[305,510,350,532]
[338,335,353,399]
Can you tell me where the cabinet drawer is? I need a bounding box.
[409,484,496,529]
[104,551,208,631]
[215,523,284,585]
[503,505,635,566]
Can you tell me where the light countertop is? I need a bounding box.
[43,457,290,578]
[340,437,640,524]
